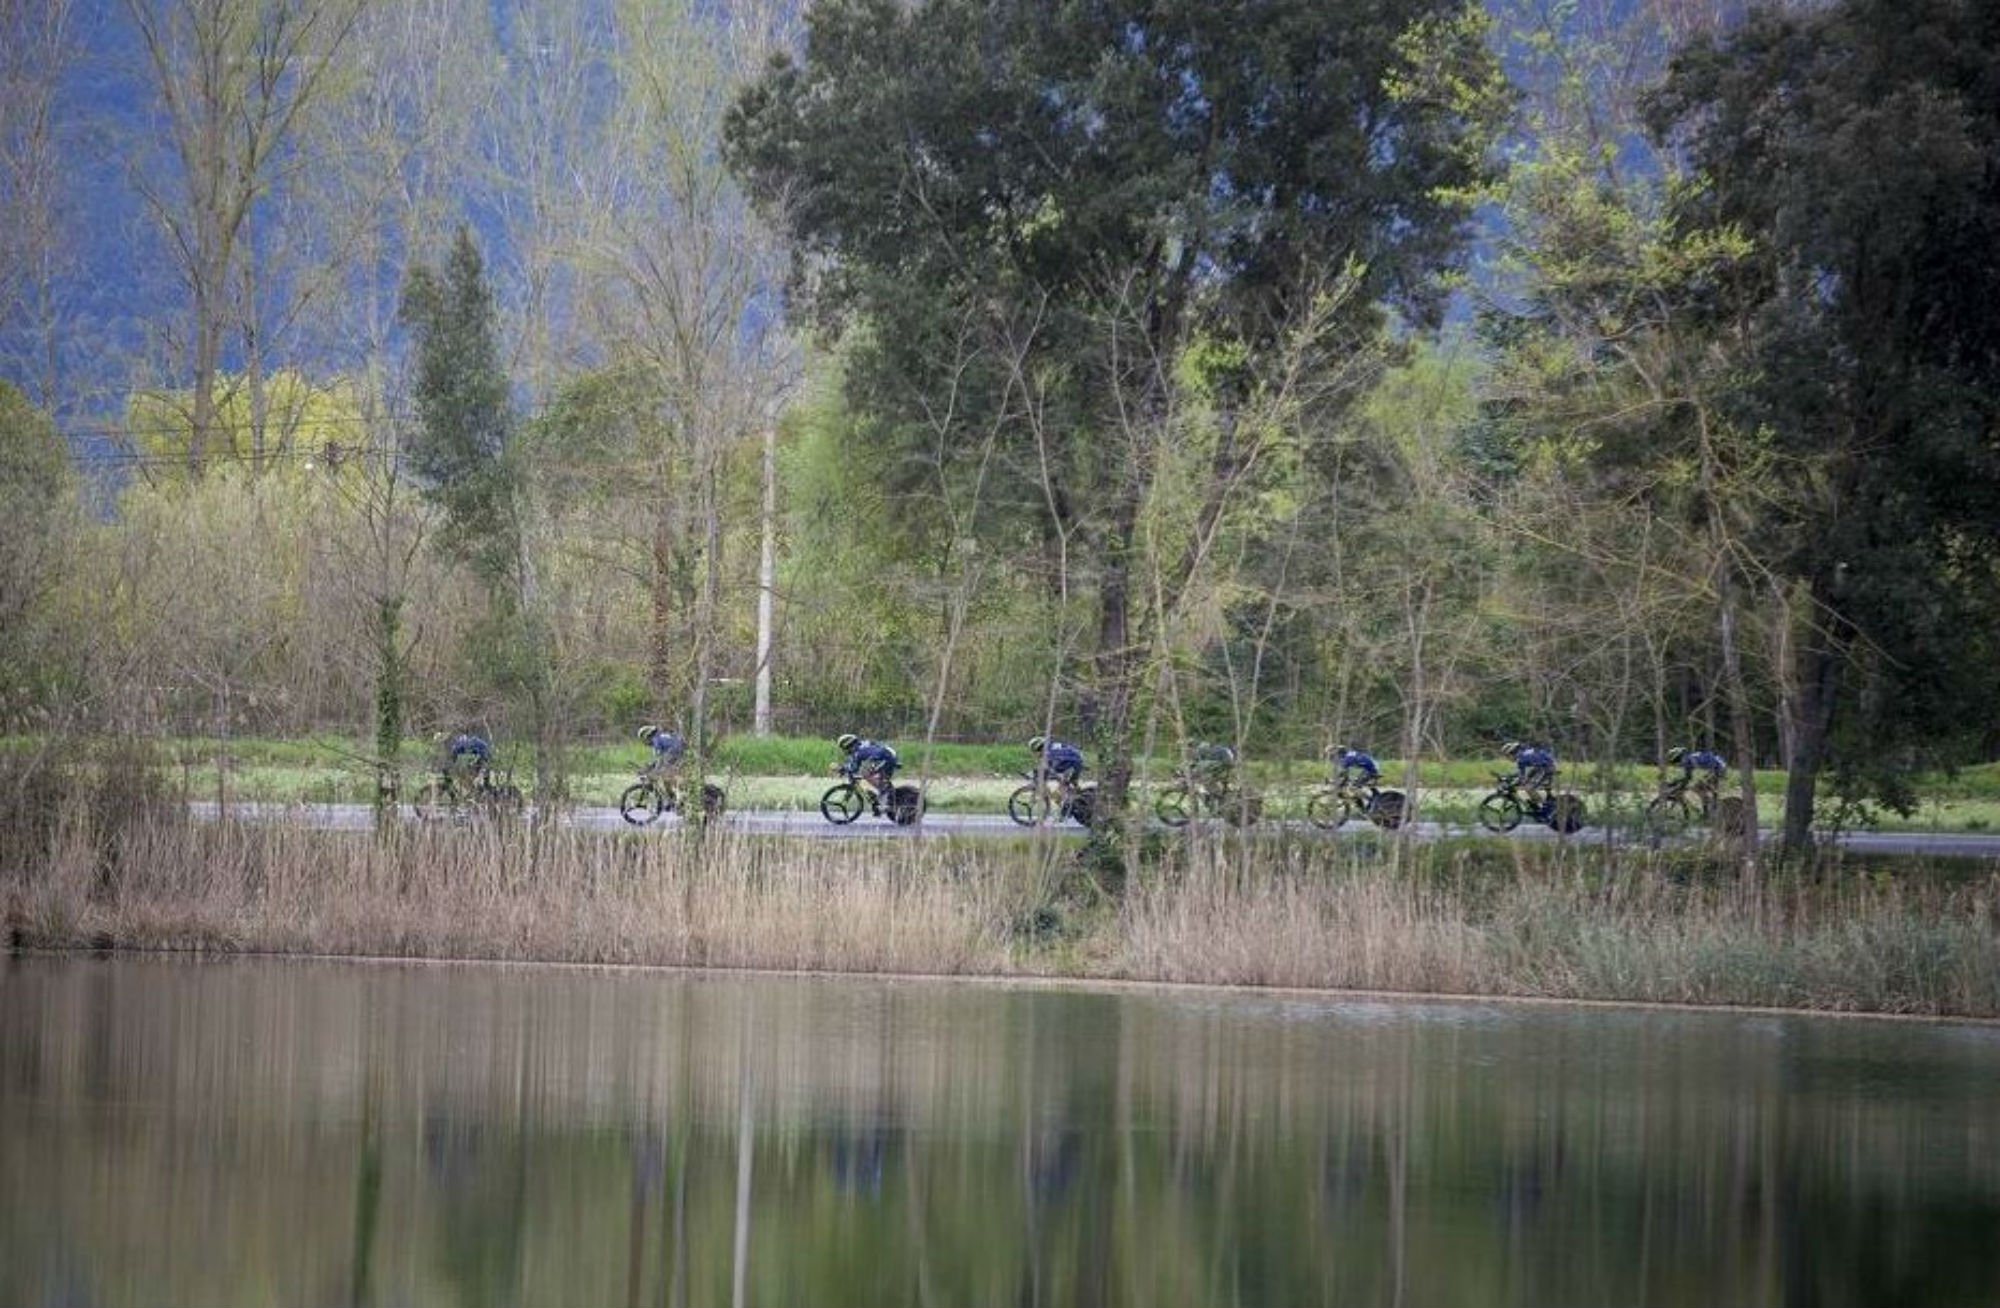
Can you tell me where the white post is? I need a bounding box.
[753,420,778,736]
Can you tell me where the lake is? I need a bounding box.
[4,955,1999,1306]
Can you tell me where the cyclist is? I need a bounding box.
[1501,740,1556,801]
[1189,741,1238,799]
[1667,745,1728,790]
[436,730,492,786]
[637,723,687,777]
[1328,745,1381,788]
[1029,735,1086,787]
[836,732,900,792]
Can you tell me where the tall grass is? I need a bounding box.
[9,817,1056,976]
[1116,838,2000,1014]
[8,794,2000,1015]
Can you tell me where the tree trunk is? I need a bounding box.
[650,507,677,706]
[689,461,722,763]
[1090,474,1143,824]
[1780,582,1847,855]
[373,595,403,827]
[242,249,267,472]
[190,277,221,475]
[754,423,777,736]
[1717,573,1759,866]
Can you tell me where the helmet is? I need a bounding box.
[1666,746,1686,764]
[638,724,660,742]
[1501,740,1522,758]
[1028,735,1047,753]
[836,733,860,752]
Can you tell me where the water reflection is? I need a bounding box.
[4,955,2000,1307]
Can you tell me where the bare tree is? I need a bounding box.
[0,0,80,409]
[573,0,799,757]
[122,0,369,474]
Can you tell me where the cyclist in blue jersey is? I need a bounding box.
[836,732,900,788]
[1667,745,1727,787]
[1501,740,1556,800]
[1328,745,1381,786]
[436,730,492,784]
[637,724,687,777]
[1029,735,1086,785]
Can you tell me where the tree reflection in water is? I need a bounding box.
[4,958,2000,1307]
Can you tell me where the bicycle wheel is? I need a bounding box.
[1306,788,1351,830]
[413,779,451,823]
[1477,792,1523,833]
[1646,793,1693,839]
[1007,784,1047,827]
[620,781,664,826]
[1714,795,1750,838]
[887,785,925,827]
[700,783,727,820]
[1369,789,1408,831]
[1155,786,1194,828]
[820,782,865,825]
[1548,794,1586,835]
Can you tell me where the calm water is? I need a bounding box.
[5,957,2000,1307]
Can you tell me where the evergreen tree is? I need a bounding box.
[399,226,519,585]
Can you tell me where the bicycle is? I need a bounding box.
[1646,774,1749,839]
[1476,773,1585,834]
[619,771,727,825]
[821,766,924,827]
[1154,773,1263,828]
[1306,776,1408,831]
[1006,772,1097,828]
[413,766,524,823]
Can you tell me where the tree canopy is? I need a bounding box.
[1648,0,2000,839]
[725,0,1508,819]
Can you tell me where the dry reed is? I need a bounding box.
[7,811,2000,1016]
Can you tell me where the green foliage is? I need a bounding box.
[1648,0,2000,822]
[726,0,1510,817]
[399,226,519,580]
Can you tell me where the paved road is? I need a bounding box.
[187,802,2000,859]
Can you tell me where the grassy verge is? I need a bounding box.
[7,813,2000,1016]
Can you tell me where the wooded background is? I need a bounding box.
[4,0,1998,848]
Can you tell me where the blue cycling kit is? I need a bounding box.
[1335,748,1381,783]
[1040,741,1086,782]
[644,728,686,765]
[446,733,491,765]
[843,740,900,782]
[1681,749,1727,778]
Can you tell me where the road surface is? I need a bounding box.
[185,802,2000,859]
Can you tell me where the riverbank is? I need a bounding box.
[8,815,2000,1017]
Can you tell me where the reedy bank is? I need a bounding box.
[6,806,1999,1018]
